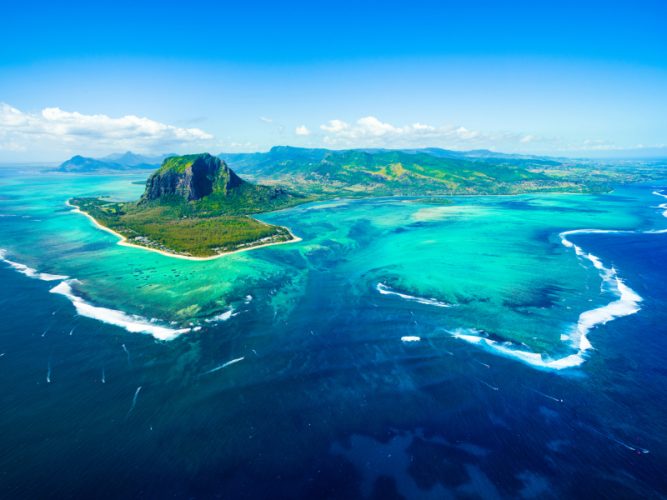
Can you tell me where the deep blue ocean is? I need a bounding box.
[1,180,666,498]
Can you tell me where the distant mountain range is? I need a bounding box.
[55,152,175,172]
[57,146,663,195]
[217,146,592,196]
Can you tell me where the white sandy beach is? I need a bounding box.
[66,200,302,261]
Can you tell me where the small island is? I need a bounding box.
[70,153,307,259]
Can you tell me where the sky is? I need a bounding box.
[1,0,666,161]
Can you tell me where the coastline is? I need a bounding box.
[66,200,302,261]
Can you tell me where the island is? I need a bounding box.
[219,146,619,197]
[55,151,169,173]
[69,153,307,259]
[69,147,664,260]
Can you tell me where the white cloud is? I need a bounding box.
[317,115,554,151]
[319,116,488,147]
[295,125,311,136]
[320,119,350,133]
[259,116,273,123]
[0,103,214,156]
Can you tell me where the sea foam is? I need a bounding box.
[376,283,451,308]
[205,308,236,323]
[0,249,68,282]
[1,248,192,340]
[448,230,642,370]
[374,221,647,370]
[49,281,190,341]
[652,190,667,218]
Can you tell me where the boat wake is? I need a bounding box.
[203,356,245,375]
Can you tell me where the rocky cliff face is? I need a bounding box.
[141,153,244,202]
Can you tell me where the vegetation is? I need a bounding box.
[71,154,305,257]
[220,147,614,197]
[71,197,294,257]
[72,149,666,258]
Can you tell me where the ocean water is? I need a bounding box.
[1,168,666,498]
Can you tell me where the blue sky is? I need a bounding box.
[1,0,666,161]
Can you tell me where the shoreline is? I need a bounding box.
[66,200,302,261]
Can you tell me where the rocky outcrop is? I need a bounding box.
[141,153,244,202]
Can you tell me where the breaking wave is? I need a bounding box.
[1,249,191,340]
[447,230,642,370]
[653,190,667,218]
[0,249,68,281]
[377,189,667,370]
[49,281,191,341]
[376,283,451,308]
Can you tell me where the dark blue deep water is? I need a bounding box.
[1,194,667,498]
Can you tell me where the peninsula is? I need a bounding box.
[70,153,306,258]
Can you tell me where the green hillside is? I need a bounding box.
[71,153,305,258]
[221,147,602,196]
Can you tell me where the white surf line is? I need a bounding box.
[451,189,667,370]
[1,249,192,341]
[205,308,236,323]
[401,336,421,342]
[203,356,245,375]
[652,190,667,218]
[376,283,451,308]
[442,190,667,370]
[46,358,51,384]
[66,200,302,261]
[449,225,643,371]
[448,223,647,371]
[49,280,191,341]
[422,192,667,372]
[126,386,142,418]
[0,249,68,281]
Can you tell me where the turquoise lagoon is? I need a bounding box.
[0,170,658,367]
[1,168,667,497]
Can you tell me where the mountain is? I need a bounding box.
[142,153,245,202]
[217,146,594,196]
[69,154,304,258]
[55,151,170,172]
[56,155,124,173]
[139,153,303,215]
[218,146,329,177]
[101,151,173,167]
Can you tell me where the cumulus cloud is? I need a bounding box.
[0,103,214,156]
[317,115,546,150]
[295,125,311,136]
